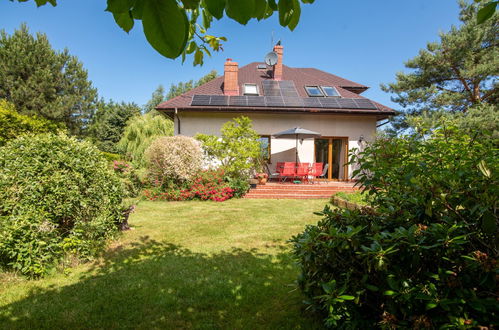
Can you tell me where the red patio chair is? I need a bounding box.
[295,162,310,182]
[279,162,295,182]
[309,162,323,184]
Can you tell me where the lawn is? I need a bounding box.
[0,199,328,329]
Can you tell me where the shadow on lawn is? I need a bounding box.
[0,236,324,329]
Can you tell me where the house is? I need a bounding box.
[156,44,395,181]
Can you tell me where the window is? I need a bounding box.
[305,86,324,97]
[321,86,340,97]
[243,83,259,95]
[258,135,271,163]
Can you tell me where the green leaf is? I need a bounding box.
[365,284,379,291]
[113,11,134,33]
[278,0,293,26]
[253,0,267,20]
[426,302,438,310]
[131,0,145,19]
[481,211,497,234]
[225,0,255,25]
[34,0,57,6]
[478,159,491,178]
[142,0,189,59]
[106,0,132,13]
[194,49,204,66]
[338,295,355,300]
[287,0,301,31]
[477,1,497,24]
[383,290,396,296]
[204,0,226,19]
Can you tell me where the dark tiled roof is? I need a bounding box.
[157,62,394,116]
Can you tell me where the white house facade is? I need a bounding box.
[157,45,394,181]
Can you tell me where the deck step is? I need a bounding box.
[243,183,358,199]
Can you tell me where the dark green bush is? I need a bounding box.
[291,126,498,328]
[0,134,124,277]
[225,176,250,198]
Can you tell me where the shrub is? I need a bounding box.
[0,99,60,146]
[196,116,261,179]
[291,126,498,328]
[0,134,124,277]
[145,135,202,187]
[118,113,173,168]
[112,160,143,198]
[225,176,250,198]
[143,169,235,202]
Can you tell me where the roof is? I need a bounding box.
[156,62,395,118]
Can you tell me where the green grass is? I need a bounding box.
[0,199,329,329]
[335,191,369,206]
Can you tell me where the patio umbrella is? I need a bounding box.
[273,127,321,163]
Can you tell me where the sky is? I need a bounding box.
[0,0,462,110]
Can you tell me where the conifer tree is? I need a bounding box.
[0,24,98,136]
[382,0,498,132]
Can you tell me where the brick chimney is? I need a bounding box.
[273,44,283,81]
[223,58,239,96]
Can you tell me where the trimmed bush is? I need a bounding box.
[0,99,60,146]
[0,134,124,277]
[291,126,498,328]
[145,135,202,187]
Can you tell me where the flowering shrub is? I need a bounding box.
[144,169,235,202]
[113,160,130,173]
[145,135,202,187]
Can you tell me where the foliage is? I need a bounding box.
[101,151,122,162]
[225,176,250,198]
[196,116,261,178]
[477,0,498,23]
[144,70,217,114]
[406,103,499,142]
[144,169,235,202]
[381,0,498,133]
[0,99,60,146]
[0,134,125,277]
[87,100,141,153]
[145,135,203,188]
[291,124,498,328]
[0,24,98,136]
[112,160,144,198]
[166,70,218,99]
[11,0,315,65]
[117,112,174,168]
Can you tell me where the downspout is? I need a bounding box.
[175,108,181,135]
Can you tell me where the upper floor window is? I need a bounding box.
[243,83,259,95]
[321,86,340,97]
[305,86,323,97]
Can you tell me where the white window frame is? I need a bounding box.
[243,83,259,95]
[305,86,324,97]
[320,86,341,97]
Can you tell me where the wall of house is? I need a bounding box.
[175,111,377,179]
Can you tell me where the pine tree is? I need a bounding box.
[381,0,498,132]
[0,24,98,136]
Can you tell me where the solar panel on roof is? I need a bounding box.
[229,96,248,106]
[190,94,380,111]
[265,96,285,107]
[209,95,228,106]
[191,95,210,106]
[247,96,266,107]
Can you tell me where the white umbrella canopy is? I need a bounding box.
[273,127,321,163]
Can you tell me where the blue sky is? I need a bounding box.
[0,0,462,109]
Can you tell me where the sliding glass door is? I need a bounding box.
[314,137,348,180]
